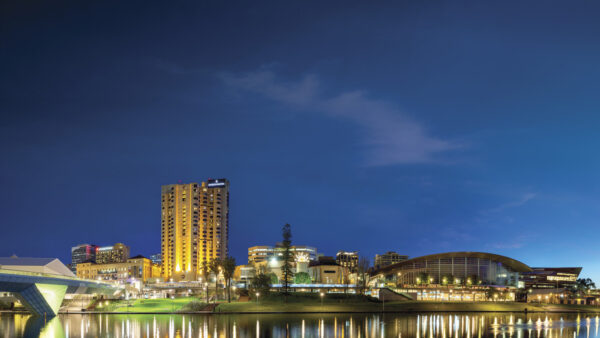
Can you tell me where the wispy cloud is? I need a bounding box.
[220,69,460,166]
[484,192,537,214]
[488,234,532,250]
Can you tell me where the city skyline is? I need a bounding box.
[2,1,600,285]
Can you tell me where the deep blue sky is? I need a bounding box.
[1,1,600,282]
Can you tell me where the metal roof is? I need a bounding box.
[0,257,58,266]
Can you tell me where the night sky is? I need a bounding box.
[1,1,600,283]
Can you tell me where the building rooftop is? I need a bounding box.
[0,256,75,277]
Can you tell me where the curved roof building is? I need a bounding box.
[372,252,532,287]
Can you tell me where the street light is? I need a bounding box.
[320,292,324,309]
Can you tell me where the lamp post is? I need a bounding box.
[255,292,260,311]
[320,292,324,310]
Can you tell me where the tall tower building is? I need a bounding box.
[161,179,229,281]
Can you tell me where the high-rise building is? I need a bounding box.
[336,251,359,273]
[161,179,229,281]
[96,243,130,264]
[71,244,98,266]
[374,251,408,269]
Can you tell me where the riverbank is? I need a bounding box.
[51,294,600,314]
[216,300,600,314]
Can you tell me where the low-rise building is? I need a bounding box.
[248,245,318,264]
[309,256,350,284]
[76,255,155,283]
[521,267,582,289]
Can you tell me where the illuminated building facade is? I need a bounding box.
[71,244,98,265]
[374,251,408,269]
[521,267,581,289]
[336,251,358,273]
[373,252,532,287]
[308,256,350,284]
[161,179,229,281]
[247,245,318,264]
[96,243,130,264]
[76,255,157,283]
[70,244,99,273]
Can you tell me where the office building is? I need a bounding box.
[71,244,98,273]
[71,244,98,265]
[336,251,359,273]
[161,179,229,281]
[150,253,162,265]
[374,251,408,269]
[96,243,130,264]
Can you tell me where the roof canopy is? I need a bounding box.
[0,256,75,277]
[373,251,532,274]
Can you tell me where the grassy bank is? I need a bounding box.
[61,293,600,314]
[216,293,600,314]
[95,297,206,313]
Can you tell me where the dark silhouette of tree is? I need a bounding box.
[571,278,596,297]
[281,223,294,298]
[250,273,272,298]
[357,256,370,294]
[221,256,236,303]
[209,258,222,303]
[201,260,210,303]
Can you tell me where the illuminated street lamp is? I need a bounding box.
[320,292,324,309]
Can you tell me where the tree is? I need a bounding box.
[209,258,222,303]
[268,272,279,284]
[294,272,311,284]
[221,256,236,303]
[572,278,596,297]
[280,223,294,297]
[442,274,454,286]
[417,272,431,285]
[357,256,370,294]
[201,260,210,303]
[250,273,271,298]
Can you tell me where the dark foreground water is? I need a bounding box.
[1,312,599,337]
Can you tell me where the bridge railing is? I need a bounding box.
[0,268,120,288]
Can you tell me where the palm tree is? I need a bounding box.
[221,256,236,303]
[209,259,222,303]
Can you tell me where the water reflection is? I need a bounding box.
[0,312,599,337]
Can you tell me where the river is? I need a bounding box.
[1,312,599,337]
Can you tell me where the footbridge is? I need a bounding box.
[0,257,121,317]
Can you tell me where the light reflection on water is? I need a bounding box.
[0,312,599,337]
